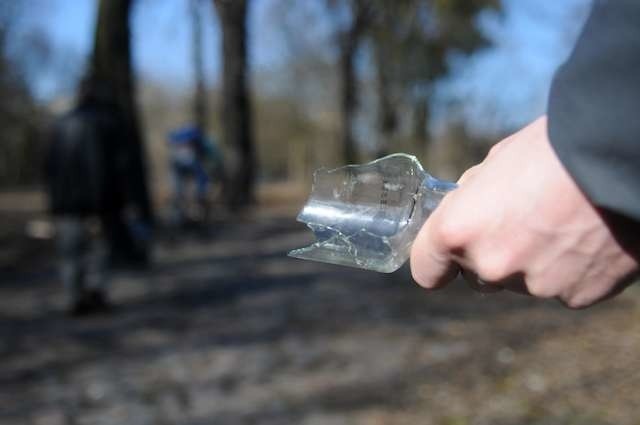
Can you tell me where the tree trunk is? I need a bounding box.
[213,0,255,208]
[190,0,207,131]
[373,30,397,158]
[338,0,369,164]
[87,0,153,223]
[412,99,430,157]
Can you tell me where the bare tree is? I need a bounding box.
[369,0,499,154]
[213,0,255,208]
[0,1,47,187]
[86,0,152,222]
[190,0,207,131]
[370,6,397,157]
[335,0,371,164]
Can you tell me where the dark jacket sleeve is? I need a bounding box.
[547,0,640,222]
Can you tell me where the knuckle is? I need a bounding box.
[560,293,594,310]
[409,252,447,290]
[409,252,432,289]
[563,298,588,310]
[457,165,479,184]
[410,266,429,288]
[487,143,502,157]
[526,280,557,299]
[487,137,514,159]
[435,218,470,250]
[475,253,513,282]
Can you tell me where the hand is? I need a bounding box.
[410,116,639,308]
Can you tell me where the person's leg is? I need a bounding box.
[171,165,187,227]
[86,218,109,294]
[56,216,89,311]
[194,163,210,223]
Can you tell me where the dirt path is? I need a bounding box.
[1,207,639,425]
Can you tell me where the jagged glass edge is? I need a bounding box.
[288,153,456,272]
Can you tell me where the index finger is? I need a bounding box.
[410,202,460,289]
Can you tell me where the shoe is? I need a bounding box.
[69,290,112,317]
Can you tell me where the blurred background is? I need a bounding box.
[2,0,640,424]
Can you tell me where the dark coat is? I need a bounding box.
[45,102,129,216]
[548,0,640,222]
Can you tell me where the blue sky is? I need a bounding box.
[25,0,219,96]
[18,0,592,134]
[25,0,289,97]
[434,0,590,134]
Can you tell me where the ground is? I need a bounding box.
[1,192,640,425]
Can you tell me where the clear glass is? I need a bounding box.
[289,153,457,273]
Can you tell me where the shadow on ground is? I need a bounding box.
[1,211,640,425]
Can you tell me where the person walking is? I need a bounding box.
[45,78,133,316]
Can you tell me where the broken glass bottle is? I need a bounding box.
[289,153,457,273]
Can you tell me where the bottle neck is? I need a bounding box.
[423,174,458,193]
[419,174,457,217]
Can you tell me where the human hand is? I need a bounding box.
[410,116,639,308]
